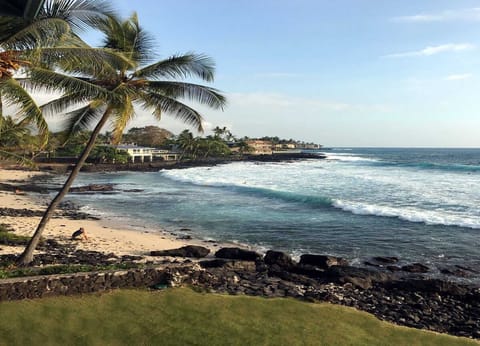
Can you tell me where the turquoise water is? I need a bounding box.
[67,148,480,277]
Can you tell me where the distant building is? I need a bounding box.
[245,140,273,155]
[116,144,179,162]
[298,143,322,150]
[116,144,154,163]
[151,149,180,161]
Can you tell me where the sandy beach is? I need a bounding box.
[0,168,207,259]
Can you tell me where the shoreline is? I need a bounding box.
[1,167,480,339]
[0,169,223,260]
[32,152,325,173]
[3,164,480,283]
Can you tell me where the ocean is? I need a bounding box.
[65,148,480,278]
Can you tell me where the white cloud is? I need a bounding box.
[393,8,480,22]
[445,73,472,81]
[225,92,391,113]
[384,43,475,58]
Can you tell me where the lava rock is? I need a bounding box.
[299,254,348,269]
[215,247,261,261]
[401,263,429,273]
[372,256,399,264]
[150,245,210,258]
[264,250,296,269]
[386,265,402,272]
[199,259,229,268]
[383,279,469,296]
[440,268,471,278]
[325,266,392,290]
[70,184,115,193]
[176,235,192,240]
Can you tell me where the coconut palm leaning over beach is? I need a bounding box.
[17,13,226,265]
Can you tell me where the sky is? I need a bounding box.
[49,1,480,147]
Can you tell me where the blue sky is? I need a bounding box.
[86,1,480,146]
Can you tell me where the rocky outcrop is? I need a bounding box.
[69,184,116,193]
[214,247,262,261]
[372,256,399,264]
[299,254,348,269]
[150,245,210,258]
[324,265,393,290]
[401,263,429,273]
[264,250,296,269]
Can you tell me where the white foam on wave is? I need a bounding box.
[333,199,480,229]
[325,153,379,162]
[161,161,287,190]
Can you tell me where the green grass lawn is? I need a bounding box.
[0,288,477,346]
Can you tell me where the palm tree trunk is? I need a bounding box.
[17,107,112,266]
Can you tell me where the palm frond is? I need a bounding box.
[111,97,134,144]
[133,53,215,82]
[147,81,226,110]
[40,91,91,116]
[98,12,155,66]
[62,101,105,139]
[0,78,49,145]
[36,47,132,76]
[139,92,204,132]
[0,115,30,146]
[0,17,71,50]
[41,0,115,32]
[0,149,35,167]
[25,67,111,99]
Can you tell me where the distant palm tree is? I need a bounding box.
[177,129,198,159]
[18,13,226,265]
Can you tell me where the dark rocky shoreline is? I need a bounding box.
[1,241,479,339]
[35,152,325,173]
[190,248,480,339]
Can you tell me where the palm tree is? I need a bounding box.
[177,129,198,159]
[212,126,225,139]
[0,0,115,149]
[18,13,226,265]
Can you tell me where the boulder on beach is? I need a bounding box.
[199,259,257,271]
[214,247,262,261]
[264,250,296,269]
[325,265,393,290]
[299,254,348,269]
[150,245,210,258]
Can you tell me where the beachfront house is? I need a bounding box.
[245,140,273,155]
[151,149,180,161]
[116,144,180,162]
[116,144,154,163]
